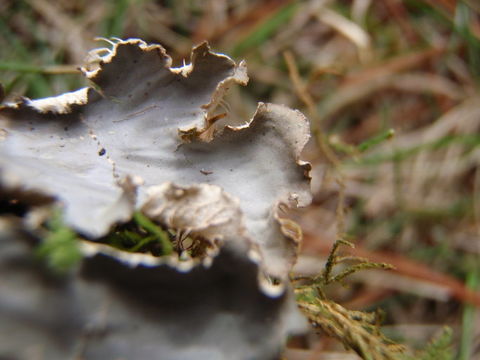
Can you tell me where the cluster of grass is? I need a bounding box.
[2,0,479,358]
[36,209,215,275]
[35,210,173,274]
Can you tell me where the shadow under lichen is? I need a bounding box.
[0,232,301,360]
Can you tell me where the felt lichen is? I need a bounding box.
[0,38,311,282]
[0,39,311,359]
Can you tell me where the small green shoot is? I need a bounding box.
[321,238,395,286]
[328,129,395,157]
[36,211,82,274]
[358,129,395,153]
[401,327,454,360]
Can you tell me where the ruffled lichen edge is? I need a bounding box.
[0,39,312,293]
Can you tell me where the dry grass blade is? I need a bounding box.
[284,49,347,238]
[315,8,372,62]
[318,48,449,125]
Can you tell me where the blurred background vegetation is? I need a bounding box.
[1,0,479,359]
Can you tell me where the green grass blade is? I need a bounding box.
[133,211,173,255]
[458,267,479,360]
[454,2,480,82]
[355,134,480,166]
[358,129,395,152]
[232,2,300,57]
[103,0,130,37]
